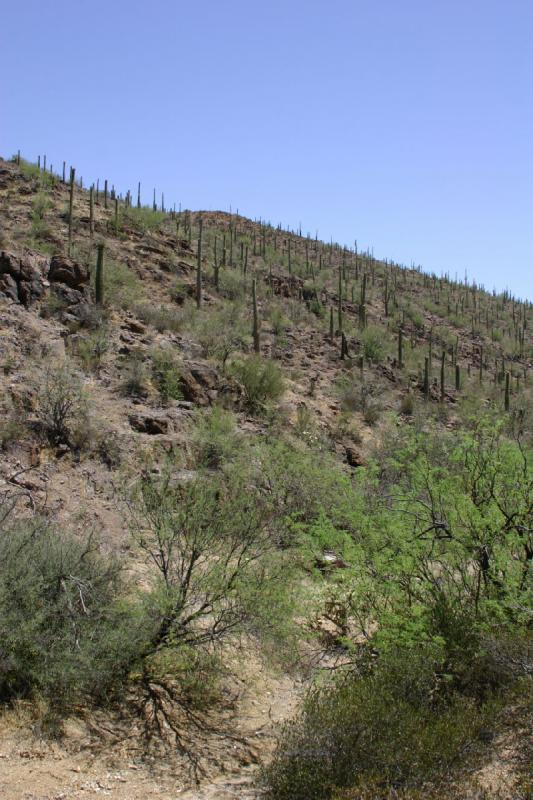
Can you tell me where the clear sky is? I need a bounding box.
[2,0,532,298]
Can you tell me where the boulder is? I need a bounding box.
[0,250,49,306]
[48,255,89,289]
[128,411,170,435]
[0,273,18,302]
[179,361,220,405]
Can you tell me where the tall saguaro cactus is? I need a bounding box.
[504,372,510,411]
[252,279,260,353]
[89,185,94,236]
[67,167,75,256]
[95,243,104,305]
[196,217,203,309]
[424,356,430,399]
[398,326,403,367]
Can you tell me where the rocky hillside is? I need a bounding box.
[0,154,531,800]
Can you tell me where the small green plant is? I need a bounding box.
[120,351,149,398]
[100,261,141,311]
[361,325,385,362]
[35,364,90,448]
[69,327,109,373]
[230,355,285,409]
[121,205,167,234]
[151,347,183,404]
[191,407,241,468]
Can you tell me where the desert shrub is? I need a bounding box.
[68,327,110,373]
[194,304,248,371]
[144,645,222,710]
[362,402,381,425]
[17,158,56,190]
[269,304,290,335]
[120,351,149,398]
[0,415,26,450]
[121,206,167,234]
[263,644,500,800]
[0,517,146,712]
[361,326,385,362]
[191,407,241,468]
[151,347,183,404]
[399,392,414,415]
[29,192,53,240]
[218,269,246,300]
[129,467,282,653]
[135,302,183,333]
[102,261,142,311]
[230,355,284,409]
[35,364,90,448]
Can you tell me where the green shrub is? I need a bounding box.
[0,518,146,711]
[135,302,183,333]
[191,407,241,468]
[120,351,149,398]
[121,206,167,234]
[151,347,183,404]
[361,326,385,362]
[102,261,142,311]
[263,645,499,800]
[69,328,110,373]
[230,355,284,409]
[35,364,90,448]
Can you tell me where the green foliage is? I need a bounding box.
[230,355,284,409]
[35,364,90,448]
[68,327,109,373]
[120,351,149,398]
[135,302,183,333]
[264,645,500,800]
[18,158,56,190]
[121,205,167,234]
[0,517,145,711]
[100,261,142,311]
[194,304,248,371]
[191,407,241,468]
[361,325,385,362]
[151,346,183,404]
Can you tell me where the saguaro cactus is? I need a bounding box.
[504,372,510,411]
[398,326,403,368]
[252,279,260,353]
[196,217,203,309]
[424,356,430,399]
[329,307,334,341]
[95,243,104,305]
[455,364,460,391]
[67,167,75,256]
[338,263,343,332]
[104,179,108,209]
[89,185,94,236]
[440,351,445,402]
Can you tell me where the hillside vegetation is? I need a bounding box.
[0,153,531,799]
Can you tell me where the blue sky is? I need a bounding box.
[2,0,532,298]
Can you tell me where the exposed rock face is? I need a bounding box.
[179,361,220,405]
[48,255,89,289]
[128,411,170,435]
[0,250,49,306]
[0,250,89,307]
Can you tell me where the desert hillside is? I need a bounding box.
[0,154,531,800]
